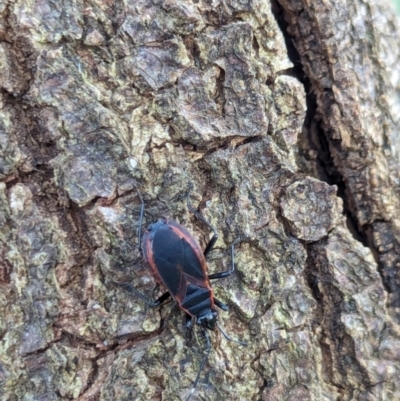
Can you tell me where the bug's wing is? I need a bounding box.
[147,221,209,300]
[167,220,208,282]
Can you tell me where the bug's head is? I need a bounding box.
[196,308,218,331]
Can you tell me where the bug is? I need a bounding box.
[112,185,247,400]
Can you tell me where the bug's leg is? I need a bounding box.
[152,284,160,301]
[186,314,194,329]
[186,329,212,401]
[213,297,229,311]
[111,282,170,308]
[208,238,241,280]
[187,183,218,258]
[135,185,145,250]
[184,314,195,339]
[216,321,247,346]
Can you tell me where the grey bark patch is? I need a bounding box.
[281,177,343,241]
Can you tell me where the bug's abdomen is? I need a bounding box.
[180,284,214,317]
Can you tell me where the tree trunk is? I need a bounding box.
[1,1,399,400]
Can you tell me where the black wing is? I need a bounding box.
[144,220,209,299]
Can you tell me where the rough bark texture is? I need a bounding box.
[0,1,399,400]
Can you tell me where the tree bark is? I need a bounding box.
[0,1,399,400]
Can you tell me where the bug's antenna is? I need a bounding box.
[216,322,247,346]
[134,184,145,250]
[186,330,212,401]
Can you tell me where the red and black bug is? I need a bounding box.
[113,185,246,400]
